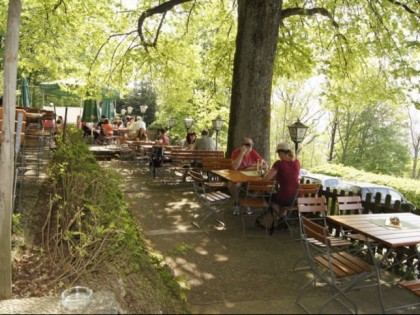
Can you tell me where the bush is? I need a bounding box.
[42,126,190,313]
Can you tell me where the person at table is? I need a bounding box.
[137,127,148,141]
[101,118,114,137]
[194,129,216,151]
[182,130,197,150]
[55,116,64,135]
[127,116,141,139]
[126,116,134,128]
[155,128,170,145]
[263,142,300,218]
[137,116,147,130]
[112,116,123,128]
[230,137,266,215]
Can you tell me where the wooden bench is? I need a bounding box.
[151,149,225,183]
[201,157,232,172]
[169,149,225,167]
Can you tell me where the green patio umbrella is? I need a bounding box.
[81,99,100,123]
[101,99,115,121]
[20,76,31,108]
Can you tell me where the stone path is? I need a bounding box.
[116,160,420,314]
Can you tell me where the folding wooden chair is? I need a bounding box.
[336,195,378,257]
[190,169,231,229]
[238,179,276,237]
[281,183,321,239]
[292,196,352,272]
[296,215,376,314]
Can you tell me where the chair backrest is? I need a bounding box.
[246,179,275,194]
[296,183,321,198]
[301,216,330,246]
[296,196,328,215]
[243,179,276,202]
[336,195,364,215]
[296,196,328,235]
[201,157,232,172]
[189,169,206,192]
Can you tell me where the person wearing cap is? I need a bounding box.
[230,137,266,215]
[182,130,197,150]
[263,141,300,217]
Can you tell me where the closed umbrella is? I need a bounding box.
[101,99,115,121]
[21,76,31,108]
[81,99,100,123]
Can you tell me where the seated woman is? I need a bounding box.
[97,118,113,144]
[155,128,170,145]
[137,127,149,141]
[182,130,196,150]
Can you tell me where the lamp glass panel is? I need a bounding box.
[296,128,307,142]
[184,118,193,128]
[140,105,148,113]
[168,118,175,128]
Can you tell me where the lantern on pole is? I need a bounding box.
[212,115,224,150]
[184,117,193,132]
[288,119,308,156]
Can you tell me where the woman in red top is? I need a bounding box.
[101,118,114,136]
[264,142,300,216]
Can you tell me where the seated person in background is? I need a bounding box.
[96,118,113,144]
[194,129,216,151]
[81,122,92,137]
[55,116,64,135]
[155,128,170,145]
[127,116,140,138]
[263,142,300,218]
[230,137,266,216]
[137,116,146,130]
[137,127,148,141]
[180,130,197,181]
[101,118,114,137]
[124,116,131,128]
[182,130,197,150]
[112,116,123,128]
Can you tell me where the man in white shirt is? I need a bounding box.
[128,116,146,138]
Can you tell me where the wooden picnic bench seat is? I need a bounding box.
[149,149,225,183]
[169,149,225,166]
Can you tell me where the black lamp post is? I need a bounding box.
[212,115,224,150]
[140,105,148,114]
[167,118,175,130]
[184,117,193,132]
[288,119,308,157]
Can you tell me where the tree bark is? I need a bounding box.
[0,0,21,299]
[227,0,283,159]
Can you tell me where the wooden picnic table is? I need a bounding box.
[327,212,420,313]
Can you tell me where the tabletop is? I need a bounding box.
[210,169,264,183]
[328,212,420,248]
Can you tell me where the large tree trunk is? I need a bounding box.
[227,0,282,159]
[0,0,21,299]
